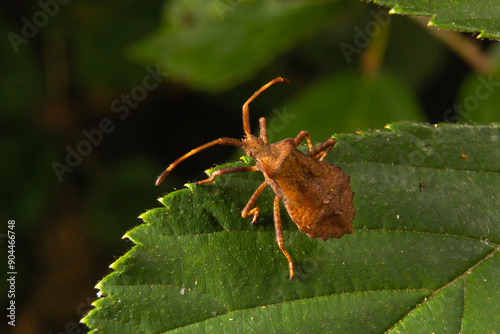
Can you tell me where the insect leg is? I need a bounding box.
[156,137,242,186]
[259,117,268,143]
[293,131,314,152]
[308,138,336,161]
[273,196,294,280]
[197,165,259,185]
[241,181,268,224]
[294,132,337,161]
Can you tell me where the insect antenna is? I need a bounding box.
[155,137,241,185]
[242,77,289,136]
[156,77,288,186]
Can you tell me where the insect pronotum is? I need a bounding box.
[156,77,355,279]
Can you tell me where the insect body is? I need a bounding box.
[156,77,355,279]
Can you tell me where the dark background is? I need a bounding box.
[0,1,497,333]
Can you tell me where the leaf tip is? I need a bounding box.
[122,233,131,241]
[204,167,214,176]
[94,279,104,291]
[158,196,167,206]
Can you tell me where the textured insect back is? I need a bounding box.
[291,163,354,240]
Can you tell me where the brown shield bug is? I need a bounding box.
[156,77,355,279]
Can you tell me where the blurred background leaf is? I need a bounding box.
[267,69,425,141]
[370,0,500,39]
[1,0,499,333]
[129,0,346,91]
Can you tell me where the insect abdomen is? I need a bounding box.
[276,156,355,240]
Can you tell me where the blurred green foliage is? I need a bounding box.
[374,0,500,39]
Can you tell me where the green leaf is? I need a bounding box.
[369,0,500,39]
[83,122,500,333]
[128,0,345,91]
